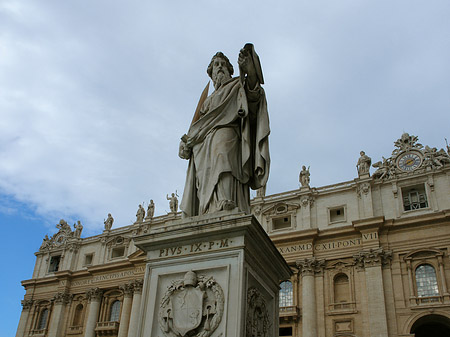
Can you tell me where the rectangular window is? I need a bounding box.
[111,247,125,258]
[84,253,93,266]
[402,184,428,211]
[48,255,61,272]
[279,327,293,336]
[329,207,345,223]
[272,215,291,230]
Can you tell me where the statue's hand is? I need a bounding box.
[238,48,255,76]
[178,140,191,160]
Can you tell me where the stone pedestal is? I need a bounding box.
[133,212,291,337]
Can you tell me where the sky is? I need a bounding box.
[1,0,450,335]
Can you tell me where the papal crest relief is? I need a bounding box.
[159,271,224,337]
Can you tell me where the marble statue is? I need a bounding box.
[40,235,50,249]
[136,204,145,223]
[146,199,155,219]
[56,219,72,233]
[73,220,83,238]
[179,43,270,217]
[356,151,372,176]
[104,213,114,231]
[299,165,310,188]
[167,193,178,213]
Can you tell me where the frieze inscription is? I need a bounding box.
[70,266,145,287]
[278,232,378,255]
[156,239,233,258]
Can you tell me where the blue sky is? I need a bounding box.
[2,1,450,335]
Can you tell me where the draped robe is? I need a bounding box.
[180,77,270,217]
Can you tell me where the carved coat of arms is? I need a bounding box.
[159,271,224,337]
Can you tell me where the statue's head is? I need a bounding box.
[302,165,306,170]
[207,52,233,88]
[360,151,365,156]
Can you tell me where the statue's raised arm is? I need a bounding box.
[179,43,270,218]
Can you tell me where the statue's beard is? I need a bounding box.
[212,72,228,89]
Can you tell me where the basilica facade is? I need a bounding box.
[16,133,450,337]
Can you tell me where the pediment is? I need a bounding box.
[404,248,443,260]
[262,202,300,216]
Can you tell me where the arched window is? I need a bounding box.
[415,264,439,297]
[334,273,350,303]
[109,300,121,321]
[37,308,49,330]
[279,281,293,307]
[72,304,84,326]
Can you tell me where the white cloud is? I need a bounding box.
[1,0,449,234]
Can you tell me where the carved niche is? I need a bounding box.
[159,271,224,337]
[246,287,271,337]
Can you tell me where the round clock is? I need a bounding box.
[397,152,422,172]
[54,233,66,245]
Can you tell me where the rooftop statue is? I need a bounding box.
[179,44,270,217]
[356,151,371,177]
[299,165,310,188]
[104,213,114,231]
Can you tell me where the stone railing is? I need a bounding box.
[67,325,83,335]
[95,321,120,335]
[328,301,356,312]
[279,305,301,320]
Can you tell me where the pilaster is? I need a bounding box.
[353,248,392,337]
[128,279,143,337]
[47,292,72,337]
[117,283,134,337]
[85,288,103,337]
[15,299,34,337]
[296,257,325,337]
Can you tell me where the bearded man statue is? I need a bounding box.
[179,43,270,217]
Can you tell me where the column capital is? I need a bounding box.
[120,283,134,297]
[296,257,325,276]
[86,287,103,302]
[53,292,73,304]
[353,247,392,269]
[132,279,144,294]
[21,299,34,310]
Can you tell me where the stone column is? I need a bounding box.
[117,283,134,337]
[354,248,392,337]
[85,288,103,337]
[47,292,72,337]
[15,299,33,337]
[296,257,324,337]
[128,279,144,337]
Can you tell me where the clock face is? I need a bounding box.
[54,233,66,245]
[397,152,422,172]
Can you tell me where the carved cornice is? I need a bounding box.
[53,292,73,304]
[86,287,103,302]
[296,257,325,276]
[21,299,34,310]
[353,248,392,269]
